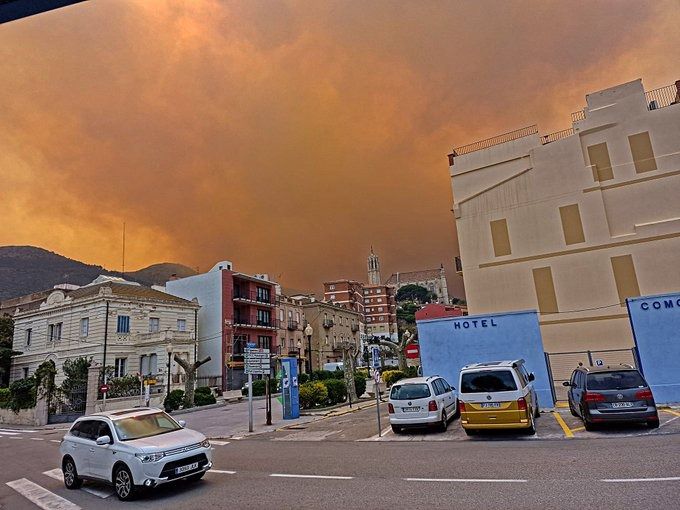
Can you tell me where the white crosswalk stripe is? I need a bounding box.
[6,478,81,510]
[43,469,113,499]
[210,440,230,446]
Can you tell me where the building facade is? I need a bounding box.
[385,266,450,304]
[10,277,199,390]
[165,261,278,390]
[300,299,361,371]
[448,78,680,353]
[276,291,307,367]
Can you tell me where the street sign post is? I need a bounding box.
[374,371,382,437]
[245,347,271,432]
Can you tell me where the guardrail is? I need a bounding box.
[541,127,574,145]
[571,110,585,123]
[646,81,680,110]
[449,125,538,158]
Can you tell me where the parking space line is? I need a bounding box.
[552,412,574,438]
[602,477,680,483]
[210,440,230,446]
[43,469,113,499]
[270,473,353,480]
[406,477,527,483]
[571,426,585,432]
[6,478,81,509]
[661,409,680,417]
[208,470,236,474]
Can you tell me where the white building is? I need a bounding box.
[10,276,199,388]
[448,78,680,353]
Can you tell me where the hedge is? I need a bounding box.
[382,370,406,387]
[194,392,217,406]
[164,389,184,411]
[299,382,328,409]
[354,372,367,397]
[322,379,347,405]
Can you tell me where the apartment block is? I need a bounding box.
[448,78,680,353]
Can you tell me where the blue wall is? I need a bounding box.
[417,310,554,408]
[627,293,680,404]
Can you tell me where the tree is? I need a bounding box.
[396,284,435,303]
[0,316,20,387]
[174,354,211,408]
[340,341,358,403]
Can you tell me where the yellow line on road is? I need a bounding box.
[571,426,585,432]
[552,412,574,438]
[661,409,680,417]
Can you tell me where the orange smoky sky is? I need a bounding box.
[1,0,678,297]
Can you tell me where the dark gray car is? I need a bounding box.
[563,365,659,430]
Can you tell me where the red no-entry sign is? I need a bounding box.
[99,384,109,394]
[405,344,420,359]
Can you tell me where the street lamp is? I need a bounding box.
[296,339,302,374]
[165,343,173,398]
[304,324,313,374]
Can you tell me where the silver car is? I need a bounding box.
[387,376,459,433]
[59,408,212,501]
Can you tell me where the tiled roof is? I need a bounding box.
[68,282,197,306]
[386,269,442,285]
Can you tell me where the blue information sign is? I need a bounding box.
[371,346,381,369]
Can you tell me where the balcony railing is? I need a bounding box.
[233,291,275,306]
[322,318,334,328]
[233,317,278,329]
[287,320,299,331]
[571,110,586,123]
[454,255,463,274]
[449,125,538,162]
[646,81,680,110]
[540,127,574,145]
[135,331,193,345]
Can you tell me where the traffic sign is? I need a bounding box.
[245,347,271,375]
[405,344,420,359]
[371,346,381,369]
[99,384,109,394]
[595,359,604,367]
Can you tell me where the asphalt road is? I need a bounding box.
[1,415,679,510]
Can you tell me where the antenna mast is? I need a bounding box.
[122,221,126,277]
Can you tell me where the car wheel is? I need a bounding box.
[390,424,401,434]
[464,428,476,436]
[569,401,578,417]
[439,411,448,432]
[647,417,660,429]
[525,415,536,435]
[187,472,205,482]
[62,457,82,490]
[534,403,540,419]
[452,399,460,419]
[114,465,137,501]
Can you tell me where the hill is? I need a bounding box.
[0,246,196,300]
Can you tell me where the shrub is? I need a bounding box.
[322,378,347,405]
[9,377,36,412]
[311,370,331,381]
[164,389,184,411]
[241,379,273,397]
[194,391,217,406]
[382,370,406,387]
[403,366,419,378]
[195,386,212,395]
[62,357,91,394]
[354,372,367,397]
[107,375,141,398]
[299,382,328,409]
[0,387,10,408]
[299,373,310,384]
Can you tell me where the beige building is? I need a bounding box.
[276,290,307,365]
[386,266,450,304]
[300,299,361,371]
[448,78,680,353]
[10,276,199,389]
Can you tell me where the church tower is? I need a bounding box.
[367,247,382,285]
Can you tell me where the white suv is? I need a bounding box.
[388,376,458,433]
[59,408,212,500]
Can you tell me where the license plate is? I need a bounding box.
[402,407,419,412]
[611,402,634,408]
[175,462,199,474]
[480,402,501,408]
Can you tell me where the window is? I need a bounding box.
[460,370,517,393]
[295,312,300,322]
[330,294,336,300]
[140,355,149,375]
[532,267,558,314]
[258,336,271,349]
[329,284,335,290]
[114,358,127,377]
[257,309,271,326]
[288,310,293,318]
[432,379,444,395]
[378,307,383,312]
[48,322,62,342]
[177,319,186,332]
[79,317,89,337]
[559,204,585,245]
[25,328,32,346]
[256,286,271,303]
[149,317,160,333]
[279,309,284,321]
[23,367,29,379]
[587,142,614,181]
[117,315,130,334]
[611,255,640,303]
[490,219,511,257]
[377,298,383,303]
[390,383,431,400]
[628,132,657,173]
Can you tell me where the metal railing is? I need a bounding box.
[646,81,680,110]
[571,110,586,123]
[233,317,278,329]
[450,125,538,158]
[233,291,275,305]
[322,318,334,328]
[540,127,574,145]
[287,320,299,331]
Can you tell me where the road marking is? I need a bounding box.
[210,440,230,446]
[406,477,527,483]
[6,478,81,509]
[357,426,393,441]
[10,436,22,440]
[43,470,113,499]
[0,428,36,433]
[602,477,680,483]
[50,440,62,443]
[31,437,45,441]
[661,409,680,417]
[552,412,574,438]
[0,431,21,436]
[207,470,236,474]
[270,473,354,480]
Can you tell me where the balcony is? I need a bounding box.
[351,324,360,333]
[135,330,193,346]
[454,256,463,275]
[448,125,538,164]
[233,317,278,330]
[233,290,275,307]
[287,320,299,331]
[322,318,334,328]
[646,81,680,110]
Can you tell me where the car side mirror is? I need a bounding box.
[562,381,571,387]
[178,420,186,428]
[96,435,111,446]
[527,373,535,382]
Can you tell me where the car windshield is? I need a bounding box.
[112,412,181,441]
[390,383,431,400]
[587,371,646,390]
[460,370,518,393]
